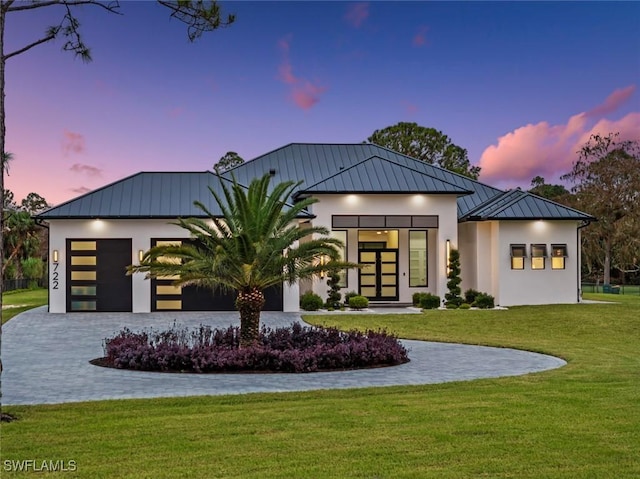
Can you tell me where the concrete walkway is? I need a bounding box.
[2,307,566,405]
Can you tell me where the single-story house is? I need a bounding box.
[37,143,594,313]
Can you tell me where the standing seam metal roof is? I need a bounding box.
[296,156,473,196]
[460,189,595,221]
[225,143,503,218]
[37,143,592,222]
[37,171,313,219]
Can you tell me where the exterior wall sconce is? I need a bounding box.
[53,250,59,263]
[446,239,451,275]
[319,255,328,279]
[139,250,145,262]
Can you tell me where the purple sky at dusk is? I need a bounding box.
[5,1,640,206]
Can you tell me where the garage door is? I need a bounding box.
[151,239,283,312]
[66,239,132,312]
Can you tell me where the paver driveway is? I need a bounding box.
[2,306,566,405]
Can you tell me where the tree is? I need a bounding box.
[367,122,481,179]
[445,248,463,307]
[20,192,49,215]
[0,0,235,420]
[128,173,355,347]
[1,150,11,175]
[561,133,640,284]
[528,176,570,201]
[2,187,14,210]
[213,151,244,175]
[3,210,41,276]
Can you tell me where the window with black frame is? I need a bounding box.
[551,244,567,270]
[510,244,526,270]
[531,244,547,270]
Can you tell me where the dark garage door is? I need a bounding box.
[66,239,132,312]
[150,239,283,312]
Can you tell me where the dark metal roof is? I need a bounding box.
[37,171,313,220]
[226,143,503,217]
[38,143,593,223]
[296,156,473,196]
[461,189,595,221]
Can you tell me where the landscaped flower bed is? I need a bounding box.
[98,322,409,373]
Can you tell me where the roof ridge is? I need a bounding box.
[461,189,512,218]
[480,189,526,217]
[519,189,598,218]
[297,155,472,195]
[367,142,501,193]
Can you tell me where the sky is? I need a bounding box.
[4,1,640,206]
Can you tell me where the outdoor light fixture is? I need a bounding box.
[139,250,144,262]
[319,255,328,279]
[53,250,59,263]
[446,239,451,275]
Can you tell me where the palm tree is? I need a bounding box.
[128,173,355,346]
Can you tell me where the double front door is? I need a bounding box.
[358,249,398,301]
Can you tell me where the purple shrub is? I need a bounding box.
[101,322,409,373]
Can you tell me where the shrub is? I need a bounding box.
[412,292,424,306]
[445,302,459,309]
[445,248,463,307]
[325,269,342,309]
[343,291,359,306]
[300,291,324,311]
[459,303,471,309]
[348,295,369,310]
[473,293,495,309]
[464,289,481,304]
[419,293,440,310]
[102,322,409,373]
[21,257,44,281]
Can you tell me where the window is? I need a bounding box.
[331,230,348,288]
[551,244,567,270]
[510,244,526,270]
[531,244,547,270]
[409,231,427,286]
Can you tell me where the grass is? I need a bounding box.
[1,293,638,478]
[1,288,47,324]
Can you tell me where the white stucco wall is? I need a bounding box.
[308,193,459,303]
[486,220,580,306]
[47,219,300,313]
[458,222,477,293]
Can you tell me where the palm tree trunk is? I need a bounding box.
[236,287,265,347]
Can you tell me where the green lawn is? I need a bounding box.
[1,293,638,478]
[2,288,47,324]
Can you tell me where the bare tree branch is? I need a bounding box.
[4,32,55,61]
[7,0,120,14]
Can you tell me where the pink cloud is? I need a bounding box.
[413,26,429,47]
[478,86,639,187]
[277,36,327,110]
[402,101,419,115]
[62,129,85,156]
[586,85,636,118]
[278,61,297,85]
[70,163,103,177]
[344,3,369,28]
[292,82,327,110]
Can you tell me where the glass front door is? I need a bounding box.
[358,249,399,301]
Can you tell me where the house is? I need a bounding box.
[38,143,594,313]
